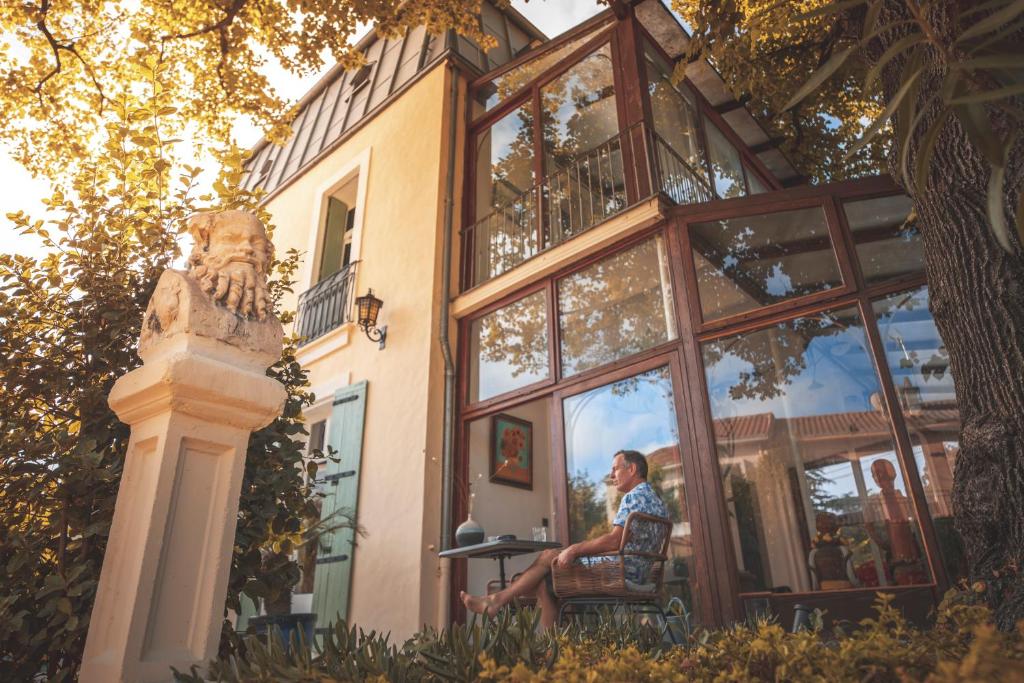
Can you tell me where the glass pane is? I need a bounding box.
[469,291,549,403]
[873,286,966,582]
[540,43,622,243]
[845,195,923,285]
[703,307,932,593]
[747,167,769,194]
[645,47,707,181]
[541,43,618,171]
[563,366,697,613]
[473,103,538,284]
[691,207,843,322]
[704,117,747,199]
[318,197,349,281]
[475,26,606,114]
[475,102,535,220]
[464,397,556,598]
[558,236,676,376]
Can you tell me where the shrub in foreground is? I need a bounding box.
[175,592,1024,682]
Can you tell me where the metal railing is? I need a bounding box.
[649,130,715,207]
[295,263,357,345]
[463,122,714,288]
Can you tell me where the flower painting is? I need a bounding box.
[490,414,533,489]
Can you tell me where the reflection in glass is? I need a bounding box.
[873,286,966,581]
[845,195,923,285]
[540,44,623,242]
[473,103,538,284]
[747,168,769,194]
[702,307,931,594]
[475,27,606,113]
[691,207,843,321]
[704,117,747,199]
[469,291,549,403]
[645,45,713,205]
[559,236,676,376]
[563,366,696,611]
[475,103,535,220]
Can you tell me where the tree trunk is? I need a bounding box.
[879,2,1024,629]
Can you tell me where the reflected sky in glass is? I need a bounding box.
[873,286,954,404]
[703,311,881,419]
[563,366,678,537]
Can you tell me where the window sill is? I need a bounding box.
[295,322,355,366]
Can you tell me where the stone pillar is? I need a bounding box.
[81,211,285,683]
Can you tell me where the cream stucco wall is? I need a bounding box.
[262,64,460,639]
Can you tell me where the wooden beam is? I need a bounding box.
[749,136,787,155]
[713,93,751,115]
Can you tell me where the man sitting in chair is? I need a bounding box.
[461,449,669,629]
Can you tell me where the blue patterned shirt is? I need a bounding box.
[581,482,670,585]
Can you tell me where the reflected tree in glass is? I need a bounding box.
[691,207,843,322]
[540,44,624,240]
[470,290,549,402]
[703,116,747,199]
[558,236,676,376]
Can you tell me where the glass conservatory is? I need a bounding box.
[452,7,962,628]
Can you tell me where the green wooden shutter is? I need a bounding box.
[235,594,260,632]
[311,381,367,638]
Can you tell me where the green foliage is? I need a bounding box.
[174,591,1024,682]
[777,0,1024,252]
[0,0,485,178]
[0,59,322,679]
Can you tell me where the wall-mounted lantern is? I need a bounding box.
[355,288,387,350]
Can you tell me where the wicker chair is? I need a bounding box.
[551,512,678,643]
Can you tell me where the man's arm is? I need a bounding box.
[554,525,623,568]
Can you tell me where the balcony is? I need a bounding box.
[295,263,357,346]
[462,122,713,289]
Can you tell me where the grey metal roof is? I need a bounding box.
[242,2,546,199]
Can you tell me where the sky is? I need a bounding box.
[0,0,605,259]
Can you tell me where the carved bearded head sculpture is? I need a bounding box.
[186,210,274,320]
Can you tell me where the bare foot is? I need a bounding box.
[460,590,499,617]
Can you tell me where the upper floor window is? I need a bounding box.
[297,175,360,345]
[317,177,358,282]
[475,102,535,222]
[541,43,618,174]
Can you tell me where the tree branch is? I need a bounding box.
[33,0,108,107]
[160,0,249,43]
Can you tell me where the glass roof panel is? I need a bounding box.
[473,22,609,117]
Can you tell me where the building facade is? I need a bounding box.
[242,0,965,639]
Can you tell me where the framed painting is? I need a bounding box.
[490,414,533,489]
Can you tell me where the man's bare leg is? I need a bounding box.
[532,579,558,629]
[461,549,558,617]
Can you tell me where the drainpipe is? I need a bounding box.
[437,61,460,627]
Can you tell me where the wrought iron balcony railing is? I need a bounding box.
[462,122,714,289]
[295,263,357,346]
